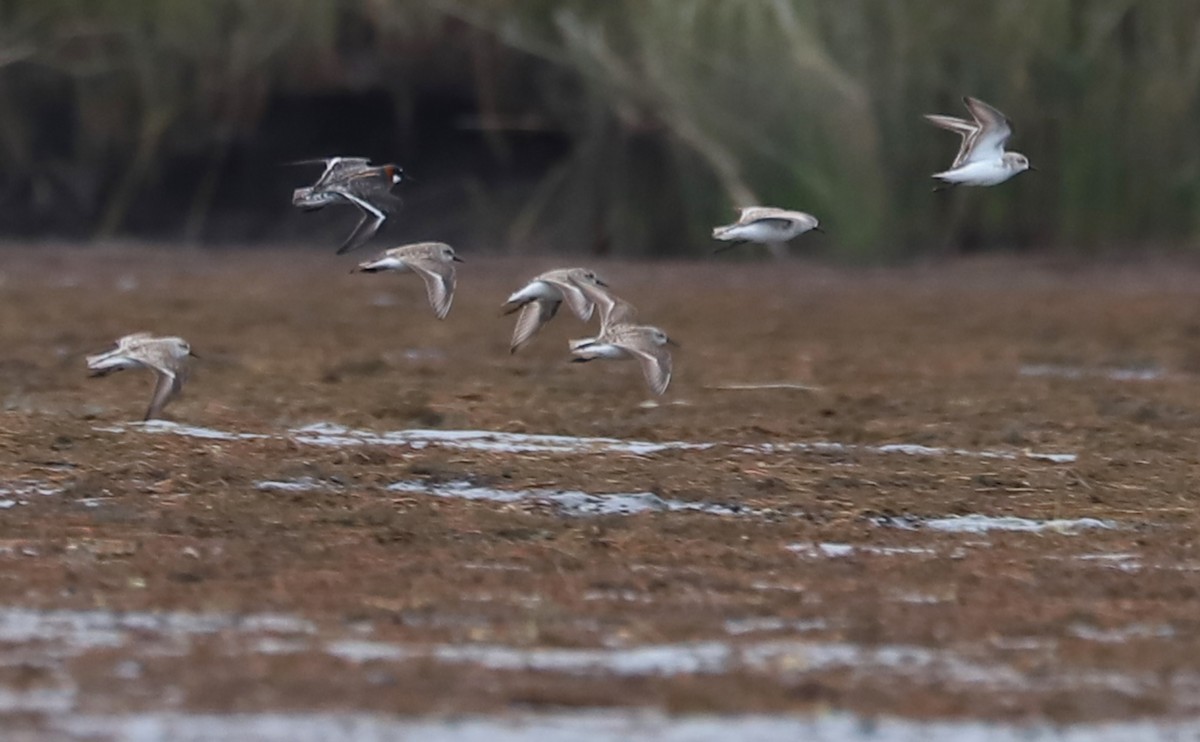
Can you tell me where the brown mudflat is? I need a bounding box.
[1,245,1199,734]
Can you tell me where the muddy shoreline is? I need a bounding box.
[1,246,1199,736]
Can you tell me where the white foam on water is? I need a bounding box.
[388,480,763,518]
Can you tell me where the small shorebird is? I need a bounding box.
[501,268,608,354]
[353,242,462,320]
[565,278,676,396]
[712,207,822,253]
[86,333,196,421]
[925,96,1033,189]
[570,322,678,397]
[291,157,405,254]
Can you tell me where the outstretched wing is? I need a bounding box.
[294,157,372,185]
[622,342,672,396]
[569,278,636,332]
[408,261,456,320]
[961,97,1012,164]
[510,299,560,353]
[924,114,980,169]
[144,369,181,421]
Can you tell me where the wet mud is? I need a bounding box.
[1,245,1199,738]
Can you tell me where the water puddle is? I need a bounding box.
[1019,364,1167,382]
[755,440,1077,463]
[292,424,705,455]
[387,480,763,517]
[709,382,824,392]
[872,514,1116,534]
[94,421,269,442]
[255,478,327,492]
[0,480,64,509]
[0,603,1193,738]
[43,710,1200,742]
[788,542,938,559]
[96,421,1078,465]
[723,617,828,635]
[1068,623,1175,643]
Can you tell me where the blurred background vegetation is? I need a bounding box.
[0,0,1197,259]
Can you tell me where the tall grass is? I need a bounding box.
[0,0,1197,256]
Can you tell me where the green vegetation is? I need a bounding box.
[1,0,1197,256]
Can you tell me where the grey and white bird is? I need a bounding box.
[711,207,822,253]
[353,242,462,320]
[564,278,676,395]
[501,268,608,354]
[570,323,677,397]
[925,96,1033,189]
[86,333,196,421]
[291,157,405,254]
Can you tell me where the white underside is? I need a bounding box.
[572,343,630,361]
[935,160,1018,186]
[87,354,143,373]
[715,222,807,243]
[363,257,409,272]
[506,281,560,305]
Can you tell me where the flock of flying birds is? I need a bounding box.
[87,96,1032,420]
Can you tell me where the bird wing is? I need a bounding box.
[961,97,1012,164]
[290,157,372,186]
[144,368,181,421]
[543,278,594,322]
[567,278,636,332]
[736,206,797,224]
[923,114,980,169]
[510,299,560,353]
[408,260,456,320]
[619,337,673,396]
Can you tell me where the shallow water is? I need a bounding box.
[1019,364,1167,382]
[387,479,764,517]
[871,514,1116,534]
[96,421,1078,464]
[48,710,1200,742]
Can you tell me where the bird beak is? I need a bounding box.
[666,338,681,348]
[189,351,200,359]
[1028,166,1038,172]
[452,255,465,263]
[812,226,826,233]
[595,278,609,287]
